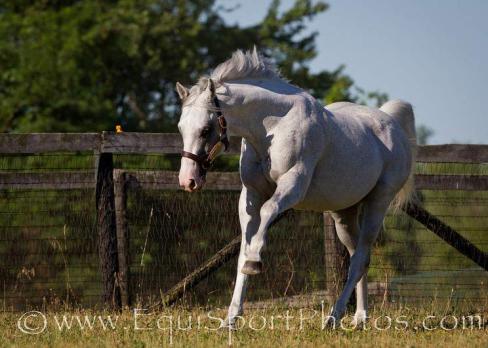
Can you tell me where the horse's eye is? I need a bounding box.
[200,127,210,138]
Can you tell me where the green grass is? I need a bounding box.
[0,305,486,347]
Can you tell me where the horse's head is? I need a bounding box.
[176,78,229,192]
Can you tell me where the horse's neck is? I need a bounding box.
[220,80,295,154]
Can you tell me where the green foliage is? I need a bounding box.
[0,0,362,133]
[417,124,435,145]
[355,87,389,107]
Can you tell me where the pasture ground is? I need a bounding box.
[0,303,486,347]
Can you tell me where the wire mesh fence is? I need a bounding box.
[0,135,487,312]
[0,153,100,310]
[372,192,488,303]
[124,184,488,308]
[126,188,326,306]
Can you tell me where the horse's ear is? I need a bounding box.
[205,78,216,96]
[176,82,189,101]
[252,45,259,57]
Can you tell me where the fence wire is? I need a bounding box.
[126,188,325,306]
[0,153,99,311]
[0,152,487,311]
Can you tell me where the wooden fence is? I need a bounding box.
[1,132,488,308]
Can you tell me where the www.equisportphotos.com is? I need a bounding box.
[16,305,486,343]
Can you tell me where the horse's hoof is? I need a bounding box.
[323,307,342,329]
[222,317,238,330]
[241,261,263,275]
[351,310,368,328]
[323,315,338,330]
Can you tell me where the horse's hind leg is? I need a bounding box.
[329,204,369,325]
[328,191,393,326]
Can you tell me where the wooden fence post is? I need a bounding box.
[323,212,349,301]
[95,151,121,308]
[114,170,131,307]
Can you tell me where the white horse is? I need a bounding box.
[176,48,416,327]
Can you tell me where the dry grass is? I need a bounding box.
[1,303,486,347]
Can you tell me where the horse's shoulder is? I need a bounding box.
[239,139,274,194]
[288,92,318,112]
[240,139,263,176]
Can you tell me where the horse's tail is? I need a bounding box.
[380,100,417,211]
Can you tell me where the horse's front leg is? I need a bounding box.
[225,186,264,327]
[242,165,312,274]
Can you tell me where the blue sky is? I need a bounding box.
[217,0,488,144]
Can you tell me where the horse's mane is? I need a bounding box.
[210,47,281,83]
[184,47,281,106]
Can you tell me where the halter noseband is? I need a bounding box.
[181,96,230,174]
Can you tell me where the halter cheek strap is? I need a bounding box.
[212,96,230,151]
[181,96,229,174]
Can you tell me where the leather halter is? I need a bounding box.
[181,96,230,174]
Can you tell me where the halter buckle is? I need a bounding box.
[218,116,227,129]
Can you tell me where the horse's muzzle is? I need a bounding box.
[180,176,206,192]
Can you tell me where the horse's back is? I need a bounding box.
[326,102,412,155]
[297,102,412,211]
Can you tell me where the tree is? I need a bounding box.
[0,0,361,133]
[416,125,434,145]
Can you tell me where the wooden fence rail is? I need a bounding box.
[1,132,487,308]
[1,132,488,162]
[2,171,487,192]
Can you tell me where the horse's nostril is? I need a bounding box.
[188,179,196,190]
